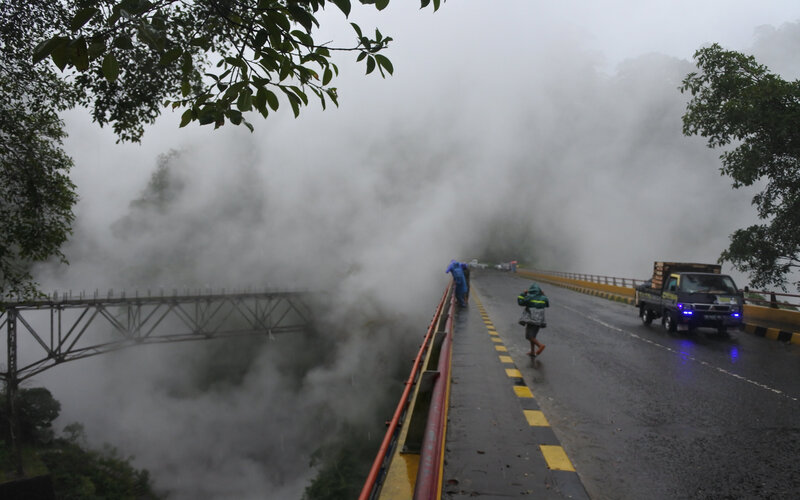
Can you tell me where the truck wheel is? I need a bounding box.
[663,312,677,332]
[640,307,653,326]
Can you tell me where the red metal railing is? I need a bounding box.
[358,284,451,500]
[412,288,456,499]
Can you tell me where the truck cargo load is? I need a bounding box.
[649,262,721,290]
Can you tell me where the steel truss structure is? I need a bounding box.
[1,290,313,383]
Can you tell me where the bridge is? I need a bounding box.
[1,288,313,477]
[3,271,799,497]
[360,268,800,499]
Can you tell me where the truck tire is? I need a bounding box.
[640,306,653,326]
[663,311,677,332]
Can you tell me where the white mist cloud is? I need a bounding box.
[25,3,800,498]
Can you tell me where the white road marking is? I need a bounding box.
[562,305,799,403]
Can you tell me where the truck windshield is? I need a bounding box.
[679,275,738,294]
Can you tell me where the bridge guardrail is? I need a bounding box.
[528,269,800,309]
[519,268,800,335]
[359,283,454,500]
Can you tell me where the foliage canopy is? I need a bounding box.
[33,0,443,143]
[0,1,78,301]
[1,0,442,299]
[681,43,800,290]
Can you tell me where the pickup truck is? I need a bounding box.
[635,262,744,334]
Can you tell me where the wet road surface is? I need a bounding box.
[465,270,800,500]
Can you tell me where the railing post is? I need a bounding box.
[6,307,24,477]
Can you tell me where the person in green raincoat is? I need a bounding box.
[517,283,549,356]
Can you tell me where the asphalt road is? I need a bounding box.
[470,269,800,500]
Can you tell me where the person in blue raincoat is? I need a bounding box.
[447,260,468,307]
[460,261,471,303]
[517,283,549,356]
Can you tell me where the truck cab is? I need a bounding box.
[635,262,744,334]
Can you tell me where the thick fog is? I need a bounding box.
[24,2,800,498]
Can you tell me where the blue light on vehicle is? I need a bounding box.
[731,312,740,318]
[682,310,693,316]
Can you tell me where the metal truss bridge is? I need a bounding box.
[1,289,314,384]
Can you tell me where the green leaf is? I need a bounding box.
[113,35,134,50]
[333,0,352,16]
[356,51,367,62]
[237,89,253,111]
[375,54,393,75]
[291,30,314,47]
[229,109,243,125]
[279,61,291,82]
[254,88,269,117]
[351,22,363,38]
[254,29,269,49]
[159,47,182,66]
[70,8,99,31]
[327,88,339,107]
[50,44,69,71]
[322,67,333,86]
[181,80,191,97]
[265,89,279,111]
[366,56,375,75]
[376,0,389,10]
[198,107,216,125]
[290,86,308,105]
[179,109,194,127]
[287,3,314,32]
[33,37,66,64]
[87,40,106,58]
[72,38,90,71]
[102,54,120,81]
[289,95,300,117]
[420,0,431,7]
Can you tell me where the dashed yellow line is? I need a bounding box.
[513,386,533,398]
[540,445,576,471]
[472,288,581,483]
[524,410,549,427]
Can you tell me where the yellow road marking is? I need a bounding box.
[540,445,575,471]
[491,337,502,343]
[524,410,549,427]
[513,386,533,398]
[488,330,499,336]
[505,368,522,378]
[499,355,513,363]
[495,345,507,352]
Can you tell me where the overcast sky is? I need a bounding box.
[30,2,800,498]
[56,1,800,284]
